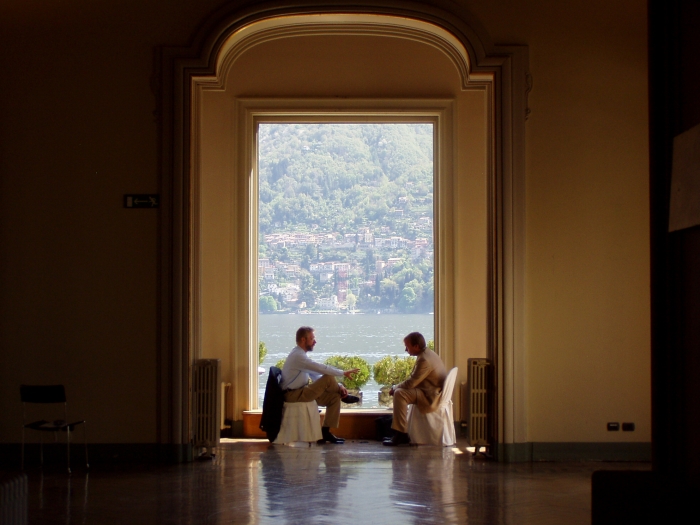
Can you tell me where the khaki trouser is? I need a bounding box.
[283,375,342,429]
[391,387,429,433]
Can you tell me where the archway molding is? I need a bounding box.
[158,0,527,461]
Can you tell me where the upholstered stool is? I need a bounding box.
[274,400,323,446]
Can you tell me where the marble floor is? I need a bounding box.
[23,438,650,525]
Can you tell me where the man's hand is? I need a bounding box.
[389,385,395,396]
[343,368,360,379]
[338,384,348,397]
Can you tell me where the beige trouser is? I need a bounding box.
[391,387,429,433]
[283,375,342,429]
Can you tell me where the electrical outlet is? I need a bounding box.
[622,422,635,431]
[607,422,620,431]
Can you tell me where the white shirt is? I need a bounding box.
[280,346,344,390]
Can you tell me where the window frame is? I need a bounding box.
[241,101,455,409]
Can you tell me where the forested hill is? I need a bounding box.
[258,123,434,236]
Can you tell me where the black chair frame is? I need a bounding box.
[20,385,89,474]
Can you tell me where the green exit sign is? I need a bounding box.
[124,194,159,208]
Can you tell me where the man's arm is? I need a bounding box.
[295,351,344,377]
[395,356,432,390]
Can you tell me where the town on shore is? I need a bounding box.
[259,225,434,314]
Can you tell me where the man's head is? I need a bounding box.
[403,331,426,356]
[296,326,316,352]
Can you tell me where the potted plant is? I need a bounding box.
[259,341,268,364]
[258,341,268,375]
[372,355,416,406]
[325,355,371,406]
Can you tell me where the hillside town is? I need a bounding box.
[259,224,434,313]
[257,122,435,314]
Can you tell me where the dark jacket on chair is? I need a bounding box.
[259,366,284,442]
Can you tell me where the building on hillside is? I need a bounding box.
[317,295,339,310]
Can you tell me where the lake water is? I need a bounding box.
[258,313,434,408]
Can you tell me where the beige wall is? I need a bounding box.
[475,0,650,442]
[0,0,649,446]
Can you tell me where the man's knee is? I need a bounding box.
[315,374,339,390]
[394,388,421,413]
[394,388,412,403]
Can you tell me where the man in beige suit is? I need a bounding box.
[384,331,447,446]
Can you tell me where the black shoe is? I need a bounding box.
[383,432,410,446]
[318,428,345,444]
[341,394,360,404]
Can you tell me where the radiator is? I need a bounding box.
[461,358,491,454]
[0,473,27,525]
[193,359,221,457]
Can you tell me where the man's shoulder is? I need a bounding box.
[419,348,439,360]
[287,346,314,363]
[422,349,445,369]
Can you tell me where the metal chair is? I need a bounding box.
[20,385,89,473]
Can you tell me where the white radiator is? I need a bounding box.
[193,359,221,457]
[462,358,491,454]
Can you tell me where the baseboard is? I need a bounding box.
[495,442,652,462]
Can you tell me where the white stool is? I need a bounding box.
[274,400,323,446]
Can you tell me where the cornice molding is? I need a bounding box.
[175,1,494,74]
[196,17,477,90]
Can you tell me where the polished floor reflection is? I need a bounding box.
[24,438,649,524]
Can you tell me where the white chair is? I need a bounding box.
[274,400,323,446]
[407,367,458,446]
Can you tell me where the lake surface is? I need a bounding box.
[258,313,434,408]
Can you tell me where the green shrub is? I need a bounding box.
[324,355,371,390]
[259,341,268,365]
[427,339,435,351]
[372,355,416,387]
[274,358,286,370]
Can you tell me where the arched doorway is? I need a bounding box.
[158,2,527,460]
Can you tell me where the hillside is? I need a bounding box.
[258,123,435,313]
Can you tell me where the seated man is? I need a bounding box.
[281,326,360,444]
[384,331,447,446]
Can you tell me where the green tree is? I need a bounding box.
[305,243,318,260]
[346,292,357,311]
[379,278,399,308]
[299,287,317,308]
[397,286,417,312]
[259,296,278,312]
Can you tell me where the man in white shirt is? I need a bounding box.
[281,326,360,444]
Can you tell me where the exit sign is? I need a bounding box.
[124,194,159,208]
